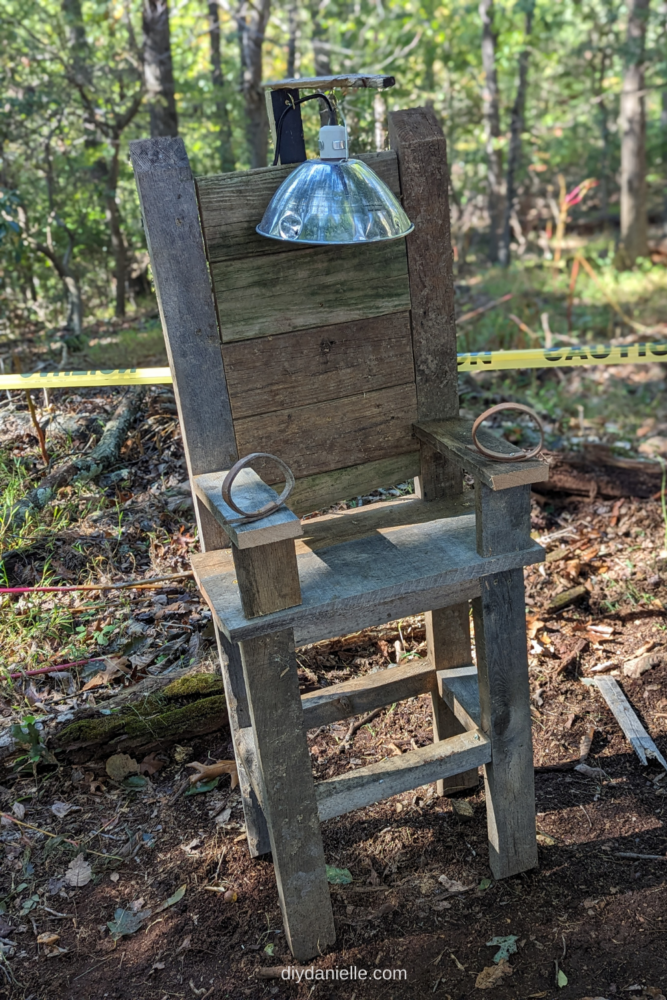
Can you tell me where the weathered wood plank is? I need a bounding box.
[302,658,437,730]
[414,418,549,490]
[191,512,543,645]
[211,239,410,343]
[222,313,414,419]
[194,469,303,550]
[476,482,533,557]
[587,677,667,769]
[235,382,418,484]
[129,138,237,478]
[196,151,401,263]
[438,665,480,730]
[130,137,268,857]
[472,569,538,879]
[239,629,336,959]
[316,729,491,821]
[264,73,395,90]
[233,539,302,619]
[288,453,421,517]
[388,108,458,422]
[298,493,474,553]
[428,604,479,795]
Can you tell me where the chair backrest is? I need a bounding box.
[130,106,458,520]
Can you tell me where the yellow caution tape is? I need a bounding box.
[457,342,667,371]
[1,343,666,390]
[0,367,173,390]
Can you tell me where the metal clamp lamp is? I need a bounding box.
[257,88,413,246]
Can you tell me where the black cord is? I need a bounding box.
[272,92,337,166]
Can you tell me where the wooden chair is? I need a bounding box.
[130,107,549,962]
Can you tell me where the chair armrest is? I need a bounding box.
[193,468,303,549]
[413,418,549,491]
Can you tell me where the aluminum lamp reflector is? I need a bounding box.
[257,152,413,246]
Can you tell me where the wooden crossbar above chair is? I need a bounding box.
[129,106,549,962]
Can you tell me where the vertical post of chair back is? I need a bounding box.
[389,108,478,794]
[129,137,270,856]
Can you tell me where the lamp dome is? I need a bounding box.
[256,158,413,246]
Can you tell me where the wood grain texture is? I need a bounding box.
[476,482,532,557]
[438,665,480,730]
[288,453,420,517]
[196,151,400,263]
[211,239,410,343]
[235,382,418,483]
[472,569,538,879]
[298,493,474,553]
[388,107,458,422]
[129,138,237,478]
[222,313,414,419]
[239,629,336,959]
[232,538,302,618]
[414,441,462,501]
[301,658,437,729]
[129,138,271,857]
[194,469,303,549]
[414,418,550,490]
[590,677,667,769]
[316,729,491,821]
[427,603,479,795]
[191,512,543,645]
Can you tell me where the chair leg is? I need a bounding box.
[472,569,538,879]
[239,629,336,961]
[216,630,271,857]
[427,605,479,795]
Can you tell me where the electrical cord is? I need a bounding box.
[272,92,337,166]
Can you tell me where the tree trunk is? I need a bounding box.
[208,0,235,172]
[308,0,330,125]
[238,0,271,168]
[479,0,503,262]
[498,0,535,267]
[105,139,127,318]
[373,93,387,151]
[143,0,179,138]
[61,0,90,84]
[286,0,298,77]
[619,0,650,266]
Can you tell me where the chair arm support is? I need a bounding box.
[413,418,549,491]
[193,468,303,550]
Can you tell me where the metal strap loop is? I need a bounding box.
[471,403,545,463]
[221,453,295,524]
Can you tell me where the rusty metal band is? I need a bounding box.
[221,452,295,523]
[471,402,545,462]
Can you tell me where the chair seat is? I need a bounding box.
[191,494,544,646]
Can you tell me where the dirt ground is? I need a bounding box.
[2,385,667,1000]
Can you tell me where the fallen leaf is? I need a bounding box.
[11,802,25,820]
[326,865,353,885]
[214,807,232,826]
[107,906,151,940]
[438,876,474,893]
[175,933,192,954]
[123,774,148,790]
[37,932,60,946]
[486,935,518,963]
[186,759,238,789]
[557,969,568,987]
[65,854,92,888]
[575,763,607,780]
[154,884,186,913]
[475,960,513,989]
[110,872,119,883]
[45,944,68,958]
[51,801,80,819]
[138,753,166,776]
[451,799,474,819]
[579,727,595,761]
[623,651,662,679]
[82,656,130,691]
[185,777,219,796]
[105,754,139,782]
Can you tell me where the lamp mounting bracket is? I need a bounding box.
[262,74,396,166]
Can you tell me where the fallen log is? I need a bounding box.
[534,445,663,500]
[6,388,144,531]
[52,671,226,763]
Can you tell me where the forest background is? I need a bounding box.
[0,0,665,344]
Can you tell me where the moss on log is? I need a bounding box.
[55,671,227,759]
